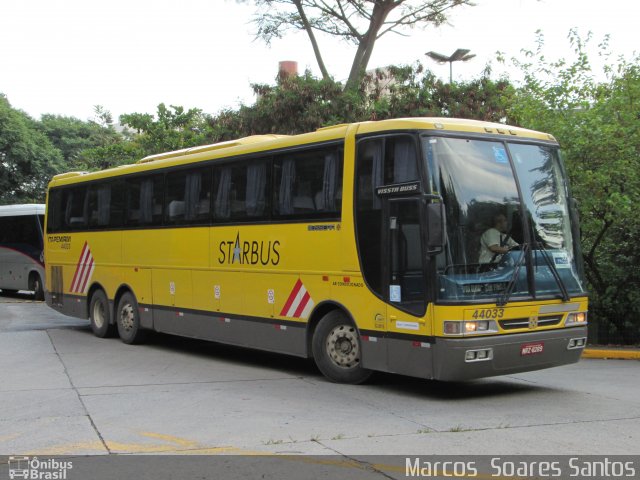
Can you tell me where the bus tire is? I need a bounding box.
[89,289,114,338]
[116,291,147,345]
[311,310,372,384]
[30,273,44,301]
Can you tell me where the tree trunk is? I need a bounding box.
[344,1,393,91]
[293,0,330,81]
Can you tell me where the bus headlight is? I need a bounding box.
[444,320,498,336]
[565,312,588,326]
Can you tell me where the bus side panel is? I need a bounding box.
[0,247,29,290]
[152,269,192,331]
[150,305,307,357]
[192,270,218,312]
[123,267,153,329]
[385,338,434,379]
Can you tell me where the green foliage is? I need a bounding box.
[212,71,367,136]
[119,103,215,158]
[0,95,64,203]
[362,63,513,122]
[37,108,122,170]
[208,64,512,138]
[506,30,640,343]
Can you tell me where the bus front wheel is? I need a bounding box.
[89,289,114,338]
[311,310,372,384]
[116,292,147,345]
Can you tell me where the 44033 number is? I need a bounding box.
[471,308,505,319]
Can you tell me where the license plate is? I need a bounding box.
[521,342,544,356]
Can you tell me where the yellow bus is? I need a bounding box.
[44,118,588,383]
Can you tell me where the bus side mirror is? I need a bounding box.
[426,202,446,254]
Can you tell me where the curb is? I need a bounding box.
[583,349,640,360]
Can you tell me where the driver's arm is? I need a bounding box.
[488,244,511,255]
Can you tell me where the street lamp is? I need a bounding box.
[426,48,476,83]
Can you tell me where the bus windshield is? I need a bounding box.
[423,136,586,303]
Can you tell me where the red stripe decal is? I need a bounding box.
[79,257,94,293]
[70,242,88,292]
[279,279,303,316]
[292,291,310,318]
[72,261,88,293]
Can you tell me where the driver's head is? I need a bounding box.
[493,214,508,233]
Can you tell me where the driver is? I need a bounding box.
[479,213,519,263]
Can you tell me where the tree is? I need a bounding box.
[38,109,122,170]
[249,0,472,90]
[506,31,640,344]
[208,63,512,137]
[0,95,64,203]
[120,103,214,157]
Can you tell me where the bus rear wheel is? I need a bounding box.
[311,310,372,384]
[89,289,114,338]
[116,291,147,345]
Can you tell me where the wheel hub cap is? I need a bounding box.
[120,304,135,332]
[326,325,360,369]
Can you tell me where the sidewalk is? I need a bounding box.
[583,347,640,360]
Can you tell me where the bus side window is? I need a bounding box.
[245,159,269,219]
[47,189,63,233]
[228,164,249,220]
[127,175,164,227]
[0,217,8,243]
[166,168,212,225]
[109,181,126,228]
[213,166,232,221]
[87,184,113,228]
[63,187,88,230]
[166,171,187,223]
[273,146,342,219]
[213,159,269,222]
[384,136,419,184]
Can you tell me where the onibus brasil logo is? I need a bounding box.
[8,457,73,479]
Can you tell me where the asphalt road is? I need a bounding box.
[1,291,639,458]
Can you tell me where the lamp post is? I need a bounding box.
[425,49,476,83]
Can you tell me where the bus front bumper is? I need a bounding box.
[432,326,589,381]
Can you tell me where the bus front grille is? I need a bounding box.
[499,315,563,330]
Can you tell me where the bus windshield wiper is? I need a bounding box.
[496,243,529,307]
[536,243,571,302]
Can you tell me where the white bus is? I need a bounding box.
[0,204,46,299]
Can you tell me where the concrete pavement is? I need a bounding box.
[1,292,639,457]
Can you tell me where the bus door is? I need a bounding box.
[355,135,431,377]
[385,196,431,376]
